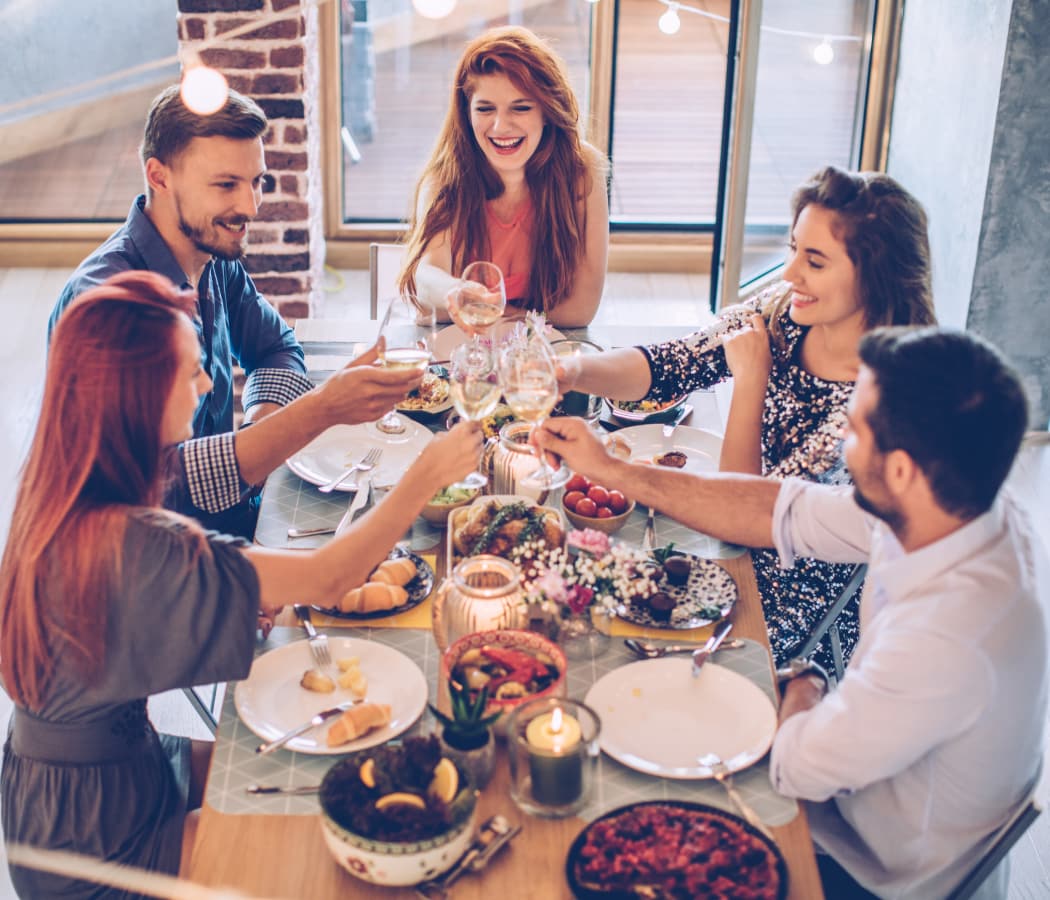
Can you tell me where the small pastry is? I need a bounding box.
[369,558,417,586]
[326,702,392,746]
[300,668,336,693]
[662,556,692,586]
[647,591,677,621]
[339,582,409,613]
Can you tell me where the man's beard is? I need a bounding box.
[175,199,247,262]
[853,483,904,533]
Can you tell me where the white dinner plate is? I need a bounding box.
[431,323,566,362]
[610,424,723,477]
[285,420,433,491]
[234,637,427,755]
[584,657,777,779]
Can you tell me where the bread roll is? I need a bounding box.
[339,582,409,614]
[326,702,391,746]
[300,669,335,693]
[369,558,417,586]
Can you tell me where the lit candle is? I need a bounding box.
[525,706,583,806]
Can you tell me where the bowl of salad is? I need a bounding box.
[607,394,688,423]
[421,485,483,528]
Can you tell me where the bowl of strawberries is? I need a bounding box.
[561,474,635,535]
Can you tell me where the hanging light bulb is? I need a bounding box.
[180,63,228,115]
[412,0,456,19]
[813,38,834,65]
[584,0,600,5]
[658,4,681,35]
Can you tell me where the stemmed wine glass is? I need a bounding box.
[374,295,436,440]
[448,261,506,348]
[498,339,571,490]
[446,342,502,489]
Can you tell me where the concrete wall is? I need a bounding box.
[887,0,1011,330]
[966,0,1050,427]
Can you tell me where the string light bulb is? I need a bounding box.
[813,38,834,65]
[658,4,681,35]
[180,63,228,115]
[412,0,456,19]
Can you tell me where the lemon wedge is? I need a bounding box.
[428,758,459,804]
[359,758,376,789]
[375,792,426,811]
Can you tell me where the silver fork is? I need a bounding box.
[698,752,774,840]
[293,604,332,670]
[318,447,381,494]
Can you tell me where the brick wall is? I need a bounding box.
[176,0,325,321]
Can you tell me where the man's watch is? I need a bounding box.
[776,658,830,694]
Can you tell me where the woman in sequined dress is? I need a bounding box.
[560,167,936,669]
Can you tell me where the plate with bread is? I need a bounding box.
[313,548,434,620]
[234,636,427,754]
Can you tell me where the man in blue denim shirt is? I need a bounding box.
[50,86,416,538]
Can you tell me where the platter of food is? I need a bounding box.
[616,552,736,630]
[607,424,722,477]
[583,658,778,779]
[566,800,787,899]
[447,495,566,572]
[396,365,453,415]
[606,394,688,423]
[446,403,517,440]
[312,548,434,620]
[286,421,433,491]
[234,636,427,755]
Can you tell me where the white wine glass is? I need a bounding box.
[450,261,506,347]
[498,341,570,491]
[447,342,501,489]
[374,296,436,439]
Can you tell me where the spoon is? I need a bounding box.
[624,637,745,659]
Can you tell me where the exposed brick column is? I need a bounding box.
[177,0,325,320]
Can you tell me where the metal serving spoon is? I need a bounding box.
[623,637,745,659]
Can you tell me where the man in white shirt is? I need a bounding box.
[539,327,1048,899]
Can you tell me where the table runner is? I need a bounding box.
[205,627,798,827]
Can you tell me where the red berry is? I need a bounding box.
[575,497,598,517]
[563,490,585,511]
[587,486,610,506]
[565,474,591,493]
[596,506,614,518]
[608,490,628,514]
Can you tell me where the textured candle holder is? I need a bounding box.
[505,697,601,818]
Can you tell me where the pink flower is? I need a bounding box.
[567,528,610,557]
[530,568,569,606]
[567,585,595,615]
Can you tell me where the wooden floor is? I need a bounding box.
[0,268,1047,898]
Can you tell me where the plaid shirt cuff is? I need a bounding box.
[243,368,314,410]
[183,433,245,514]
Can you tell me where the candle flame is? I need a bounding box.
[551,707,563,734]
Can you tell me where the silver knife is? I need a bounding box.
[692,620,733,678]
[335,475,372,536]
[256,701,355,755]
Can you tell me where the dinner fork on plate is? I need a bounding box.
[293,604,331,670]
[318,446,381,494]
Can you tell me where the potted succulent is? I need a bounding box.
[430,680,500,789]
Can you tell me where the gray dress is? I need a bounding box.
[2,510,260,899]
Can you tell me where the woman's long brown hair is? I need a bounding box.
[399,26,595,313]
[0,271,196,710]
[766,166,937,348]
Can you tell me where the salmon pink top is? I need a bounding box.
[485,199,533,303]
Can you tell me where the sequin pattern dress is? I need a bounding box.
[640,293,861,670]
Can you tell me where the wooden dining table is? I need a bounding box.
[183,320,825,900]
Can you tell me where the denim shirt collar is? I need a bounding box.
[125,194,194,291]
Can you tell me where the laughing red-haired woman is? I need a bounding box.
[0,271,480,897]
[399,26,609,328]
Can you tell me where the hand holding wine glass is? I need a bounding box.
[447,261,506,338]
[446,342,501,489]
[374,296,436,437]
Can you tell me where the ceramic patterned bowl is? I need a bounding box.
[318,747,477,887]
[441,629,567,736]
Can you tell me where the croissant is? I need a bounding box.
[326,702,391,746]
[339,581,408,614]
[369,558,417,587]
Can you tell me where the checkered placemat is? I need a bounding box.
[206,627,797,827]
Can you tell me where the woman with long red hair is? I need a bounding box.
[399,26,609,327]
[0,271,480,896]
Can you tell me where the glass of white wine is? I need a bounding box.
[449,261,506,347]
[374,296,436,438]
[447,342,501,489]
[498,340,571,490]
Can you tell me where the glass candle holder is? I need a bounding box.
[505,697,601,818]
[431,555,526,652]
[489,421,548,502]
